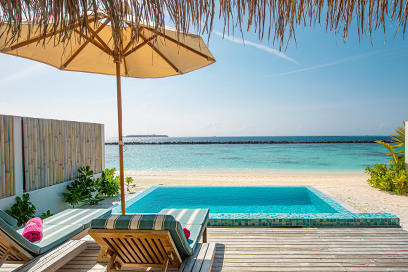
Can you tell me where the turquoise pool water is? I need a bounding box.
[111,186,399,227]
[118,186,337,214]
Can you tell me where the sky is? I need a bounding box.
[0,13,407,139]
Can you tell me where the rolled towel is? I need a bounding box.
[22,217,43,242]
[183,228,190,239]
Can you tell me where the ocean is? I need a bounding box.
[105,136,392,173]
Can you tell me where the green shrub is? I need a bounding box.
[40,210,54,220]
[98,168,120,197]
[125,176,135,192]
[366,160,408,194]
[6,193,36,227]
[63,166,103,208]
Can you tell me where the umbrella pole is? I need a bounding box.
[115,56,126,215]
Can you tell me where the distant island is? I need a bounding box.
[124,134,169,137]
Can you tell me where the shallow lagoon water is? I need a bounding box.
[105,142,388,173]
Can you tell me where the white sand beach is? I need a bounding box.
[96,171,408,230]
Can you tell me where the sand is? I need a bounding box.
[95,171,408,230]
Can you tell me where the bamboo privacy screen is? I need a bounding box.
[22,117,103,192]
[0,115,15,198]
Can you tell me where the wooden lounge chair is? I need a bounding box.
[0,208,111,267]
[89,209,209,272]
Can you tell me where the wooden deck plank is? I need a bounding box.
[57,227,408,272]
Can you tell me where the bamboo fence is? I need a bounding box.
[0,115,15,199]
[22,117,103,192]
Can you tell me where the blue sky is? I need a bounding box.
[0,17,407,139]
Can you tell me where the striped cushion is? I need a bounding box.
[185,224,204,251]
[0,217,39,254]
[0,210,18,227]
[0,217,83,255]
[16,223,83,254]
[90,214,194,257]
[159,209,209,227]
[44,209,111,229]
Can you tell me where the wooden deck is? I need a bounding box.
[3,227,408,271]
[58,227,408,272]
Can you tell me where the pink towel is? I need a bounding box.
[22,217,43,242]
[183,228,190,239]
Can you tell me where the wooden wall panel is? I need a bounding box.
[22,117,103,192]
[0,115,15,199]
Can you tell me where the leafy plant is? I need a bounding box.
[63,180,90,208]
[125,176,135,192]
[376,122,405,163]
[366,160,408,195]
[6,193,36,227]
[63,166,103,208]
[40,210,54,220]
[98,168,120,197]
[84,195,104,205]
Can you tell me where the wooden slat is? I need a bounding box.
[0,116,5,198]
[149,238,164,263]
[8,116,14,196]
[33,118,38,190]
[191,243,207,272]
[200,243,215,272]
[4,117,10,197]
[15,240,86,272]
[127,238,149,264]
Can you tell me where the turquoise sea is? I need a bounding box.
[105,136,391,173]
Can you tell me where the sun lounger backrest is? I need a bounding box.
[90,214,193,256]
[0,218,40,255]
[0,211,18,228]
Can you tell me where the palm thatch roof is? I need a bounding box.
[0,0,407,50]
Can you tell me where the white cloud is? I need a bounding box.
[238,124,256,131]
[264,49,392,78]
[379,122,393,130]
[204,121,222,130]
[0,64,47,87]
[213,31,300,65]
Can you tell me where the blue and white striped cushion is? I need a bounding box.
[44,209,111,229]
[90,214,194,257]
[16,224,83,254]
[159,209,208,251]
[159,209,209,227]
[0,217,40,254]
[0,217,83,255]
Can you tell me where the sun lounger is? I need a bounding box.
[159,209,209,243]
[88,209,209,272]
[0,208,111,267]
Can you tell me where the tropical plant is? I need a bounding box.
[375,122,405,163]
[6,193,36,227]
[98,168,120,197]
[62,179,90,208]
[84,195,104,205]
[40,210,54,220]
[63,166,103,208]
[125,176,135,192]
[366,160,408,195]
[366,122,407,194]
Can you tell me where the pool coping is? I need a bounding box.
[111,186,400,227]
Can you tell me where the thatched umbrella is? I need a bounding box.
[0,0,407,51]
[0,7,216,214]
